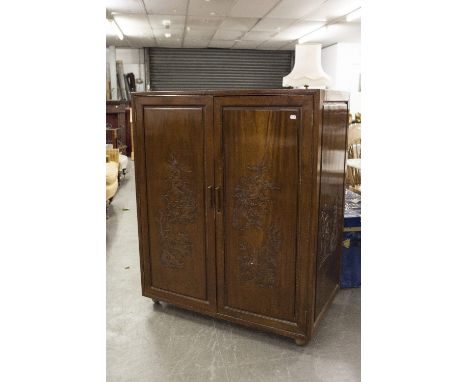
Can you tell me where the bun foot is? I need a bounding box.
[295,338,307,346]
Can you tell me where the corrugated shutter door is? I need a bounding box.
[149,48,293,90]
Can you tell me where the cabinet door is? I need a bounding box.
[214,95,316,336]
[133,95,217,313]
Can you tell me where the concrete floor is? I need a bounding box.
[107,160,361,382]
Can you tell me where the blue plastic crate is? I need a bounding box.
[341,190,361,288]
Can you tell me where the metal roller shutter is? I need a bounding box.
[149,48,293,90]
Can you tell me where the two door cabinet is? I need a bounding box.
[133,89,349,345]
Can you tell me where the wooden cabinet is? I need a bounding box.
[133,89,349,345]
[106,101,132,156]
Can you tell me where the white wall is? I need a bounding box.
[322,44,339,89]
[106,47,146,99]
[322,43,361,114]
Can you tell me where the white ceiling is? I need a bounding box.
[106,0,361,50]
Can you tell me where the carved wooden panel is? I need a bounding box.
[232,163,280,231]
[239,226,282,288]
[158,155,198,269]
[220,106,300,322]
[142,105,210,301]
[314,102,348,319]
[232,162,281,288]
[318,201,341,270]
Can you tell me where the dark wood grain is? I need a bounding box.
[132,89,349,101]
[213,95,315,338]
[133,95,217,313]
[221,103,299,323]
[314,101,349,323]
[132,89,349,344]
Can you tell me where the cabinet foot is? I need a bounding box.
[295,338,307,346]
[152,299,160,305]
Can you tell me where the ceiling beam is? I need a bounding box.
[140,0,158,47]
[181,0,191,48]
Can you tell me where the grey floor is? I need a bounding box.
[107,160,361,382]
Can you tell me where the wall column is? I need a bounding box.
[108,46,118,100]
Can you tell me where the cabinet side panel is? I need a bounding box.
[143,106,207,300]
[315,102,348,320]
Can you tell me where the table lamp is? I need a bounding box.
[283,43,331,89]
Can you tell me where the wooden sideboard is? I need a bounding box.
[133,89,349,345]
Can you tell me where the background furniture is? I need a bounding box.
[119,153,128,177]
[106,127,119,148]
[341,189,361,288]
[130,110,134,161]
[133,89,349,345]
[106,147,119,203]
[346,123,361,193]
[106,143,129,181]
[106,101,131,156]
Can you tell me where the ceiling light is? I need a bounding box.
[210,12,216,16]
[110,19,124,40]
[162,19,171,27]
[164,32,172,38]
[186,26,191,31]
[346,8,361,22]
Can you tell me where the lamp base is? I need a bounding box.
[282,77,329,89]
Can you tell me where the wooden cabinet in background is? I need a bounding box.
[133,89,349,345]
[106,101,131,156]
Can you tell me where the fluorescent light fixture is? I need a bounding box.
[162,19,171,27]
[164,32,172,38]
[298,25,328,44]
[346,8,361,22]
[111,19,124,40]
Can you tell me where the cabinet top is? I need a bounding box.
[132,89,349,102]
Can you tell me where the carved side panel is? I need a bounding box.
[232,163,281,288]
[317,200,341,270]
[158,155,198,269]
[314,101,348,320]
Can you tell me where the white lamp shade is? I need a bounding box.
[283,44,331,89]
